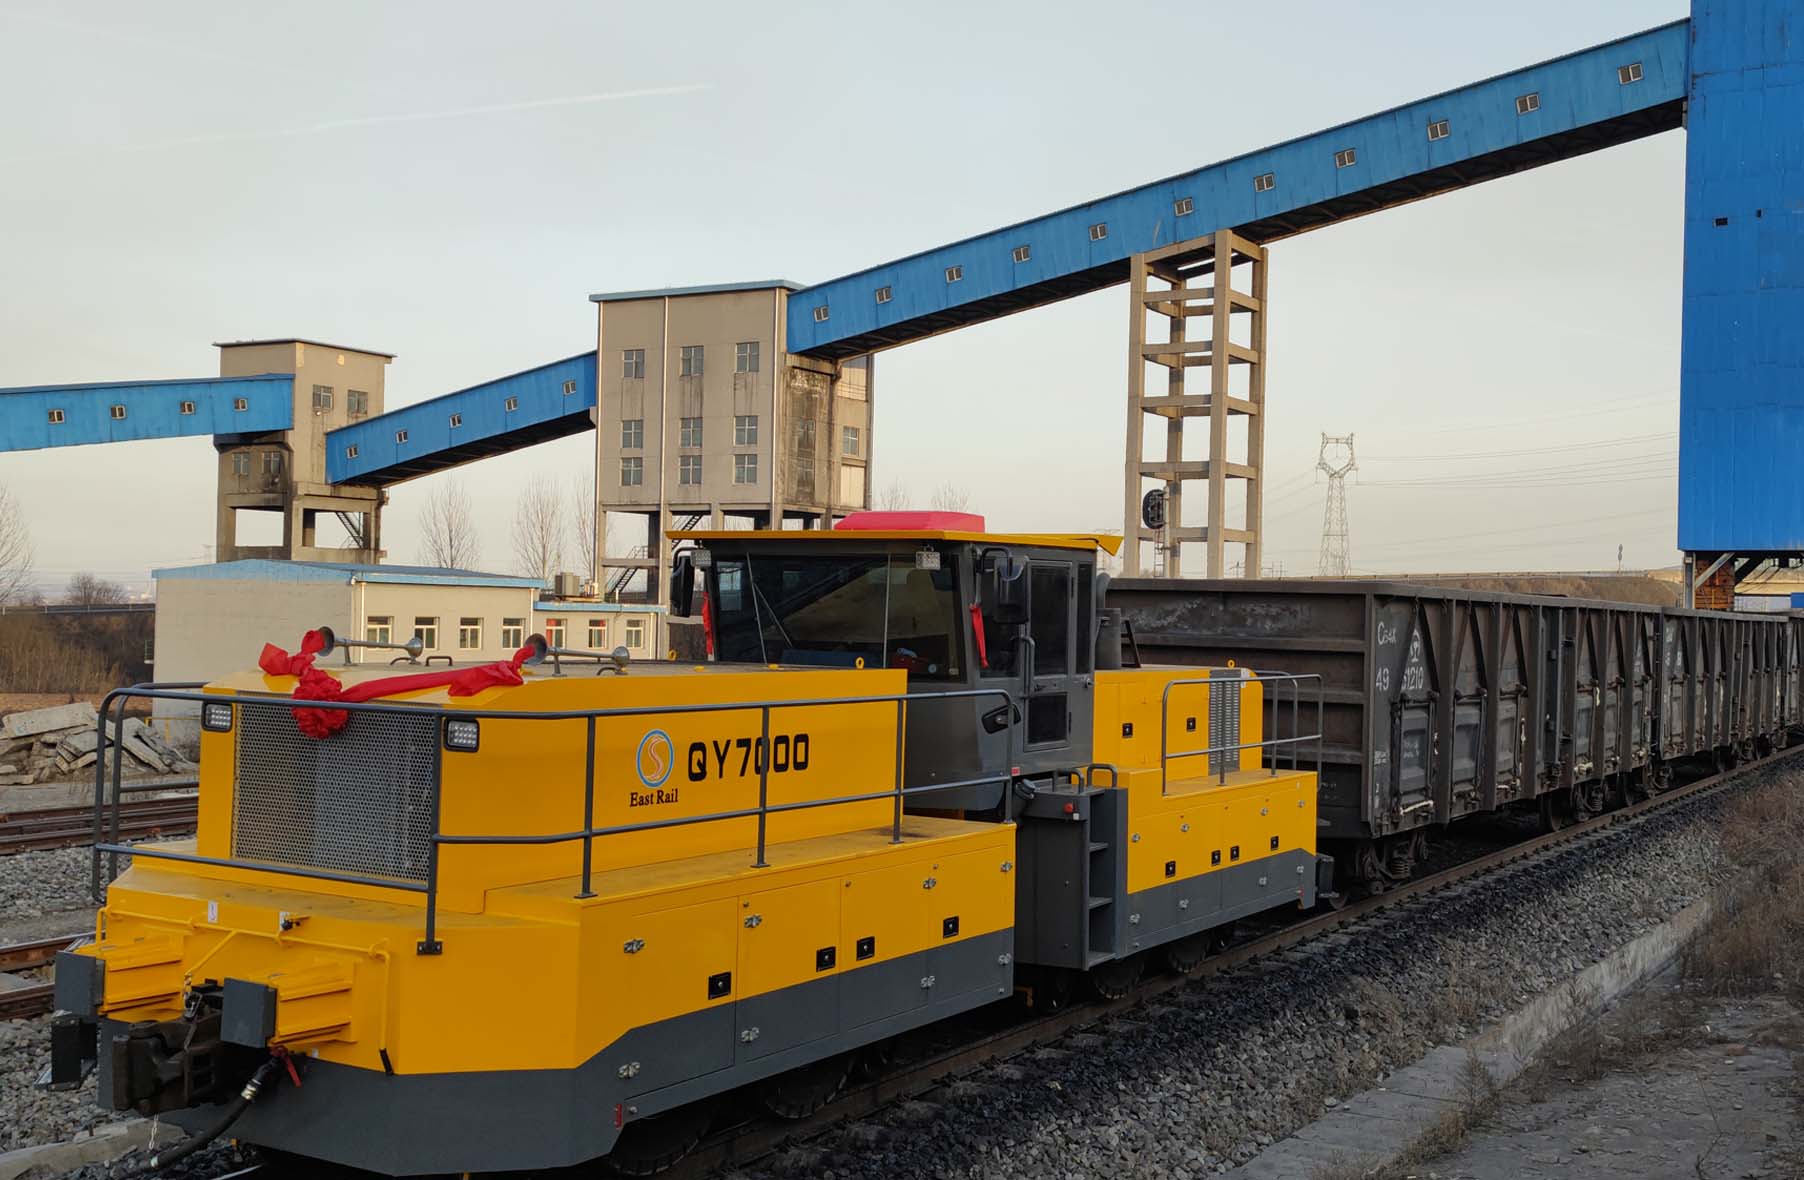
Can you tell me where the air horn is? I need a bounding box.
[313,624,425,666]
[521,634,631,676]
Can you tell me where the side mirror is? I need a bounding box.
[980,552,1030,625]
[671,553,697,617]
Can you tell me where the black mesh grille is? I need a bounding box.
[232,700,440,883]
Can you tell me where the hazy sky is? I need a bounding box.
[0,1,1689,597]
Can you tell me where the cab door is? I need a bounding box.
[1024,561,1078,751]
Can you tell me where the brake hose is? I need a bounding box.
[133,1054,286,1175]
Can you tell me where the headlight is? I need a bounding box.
[201,701,233,732]
[443,718,480,753]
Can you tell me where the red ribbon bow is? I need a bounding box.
[257,630,534,739]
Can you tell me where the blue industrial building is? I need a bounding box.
[0,1,1799,604]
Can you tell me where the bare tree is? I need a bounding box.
[929,481,972,513]
[512,475,567,584]
[569,475,605,586]
[65,572,128,607]
[875,480,912,511]
[417,480,481,570]
[0,484,32,608]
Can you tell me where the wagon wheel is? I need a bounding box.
[760,1052,853,1120]
[1538,789,1575,832]
[607,1106,709,1176]
[1088,953,1144,1000]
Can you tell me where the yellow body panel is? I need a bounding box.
[1092,665,1318,899]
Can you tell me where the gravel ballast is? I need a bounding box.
[739,768,1783,1180]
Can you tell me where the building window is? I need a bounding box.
[345,444,359,459]
[1618,62,1643,84]
[449,412,463,428]
[179,401,196,415]
[47,409,64,424]
[312,384,333,411]
[813,304,830,322]
[621,418,643,449]
[736,341,760,373]
[110,404,126,420]
[621,456,643,486]
[679,455,702,485]
[347,390,369,416]
[1334,147,1357,168]
[458,617,482,650]
[587,618,606,648]
[874,287,892,304]
[1427,119,1451,141]
[233,398,248,411]
[414,616,439,650]
[504,396,518,412]
[500,617,525,649]
[945,264,963,283]
[1012,244,1032,263]
[1516,92,1540,115]
[1088,222,1107,241]
[545,617,565,647]
[679,417,703,448]
[366,616,392,644]
[734,453,758,484]
[232,453,251,476]
[842,425,860,457]
[262,451,282,474]
[395,429,409,444]
[562,379,578,395]
[735,414,758,445]
[622,349,645,379]
[680,345,704,377]
[625,619,645,649]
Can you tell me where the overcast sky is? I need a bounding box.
[0,0,1689,597]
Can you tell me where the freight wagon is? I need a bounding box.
[1106,578,1804,892]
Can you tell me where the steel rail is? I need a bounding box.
[0,933,80,974]
[666,741,1804,1178]
[0,795,197,854]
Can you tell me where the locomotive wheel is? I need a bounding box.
[759,1052,853,1120]
[607,1107,709,1176]
[1162,932,1213,975]
[1088,954,1144,1000]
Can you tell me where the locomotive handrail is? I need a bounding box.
[91,681,1018,956]
[1157,670,1326,794]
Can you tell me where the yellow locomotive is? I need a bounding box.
[49,513,1326,1175]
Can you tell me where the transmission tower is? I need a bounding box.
[1316,433,1357,577]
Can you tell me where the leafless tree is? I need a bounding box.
[512,475,567,584]
[417,479,481,570]
[875,480,912,511]
[929,481,972,513]
[64,572,128,607]
[0,484,32,608]
[569,475,606,585]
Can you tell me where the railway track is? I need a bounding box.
[0,794,198,854]
[0,933,78,1020]
[666,744,1804,1178]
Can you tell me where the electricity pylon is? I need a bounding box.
[1316,433,1357,577]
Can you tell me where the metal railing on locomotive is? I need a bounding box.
[90,684,1020,956]
[1158,670,1326,793]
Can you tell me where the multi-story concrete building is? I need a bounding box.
[590,282,873,600]
[213,339,393,564]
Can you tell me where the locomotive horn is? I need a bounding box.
[314,624,425,665]
[521,634,631,676]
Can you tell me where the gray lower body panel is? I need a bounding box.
[1119,849,1316,956]
[167,928,1014,1176]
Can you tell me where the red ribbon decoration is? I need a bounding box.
[257,630,534,739]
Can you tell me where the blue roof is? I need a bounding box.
[588,280,806,304]
[153,559,545,590]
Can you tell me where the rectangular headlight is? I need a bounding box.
[443,718,480,753]
[201,701,233,732]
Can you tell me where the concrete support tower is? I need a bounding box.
[1122,230,1268,578]
[213,340,391,563]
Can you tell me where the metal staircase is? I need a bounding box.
[604,514,706,600]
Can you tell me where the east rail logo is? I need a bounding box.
[632,729,678,808]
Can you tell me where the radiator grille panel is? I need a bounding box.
[233,701,440,883]
[1208,670,1244,773]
